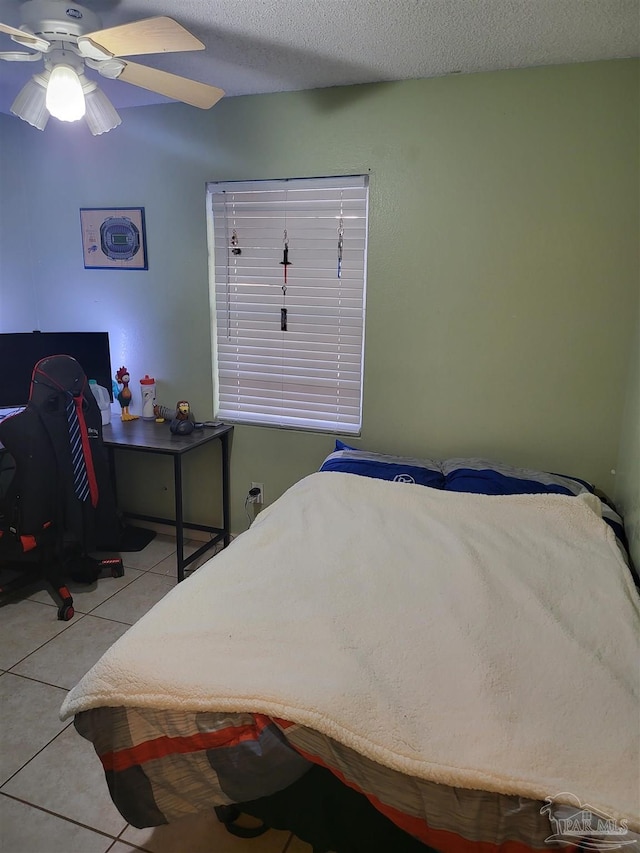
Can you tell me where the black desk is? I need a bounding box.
[102,419,233,582]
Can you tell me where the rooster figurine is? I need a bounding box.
[115,366,139,421]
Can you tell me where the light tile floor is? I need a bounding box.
[0,534,312,853]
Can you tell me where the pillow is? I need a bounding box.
[319,441,444,489]
[442,457,594,497]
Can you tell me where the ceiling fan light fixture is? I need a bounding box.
[10,69,50,130]
[83,83,121,135]
[4,8,225,133]
[46,63,85,122]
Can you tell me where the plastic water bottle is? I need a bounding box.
[140,375,156,420]
[88,379,111,426]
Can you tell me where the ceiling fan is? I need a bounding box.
[0,0,225,134]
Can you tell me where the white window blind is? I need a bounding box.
[207,175,369,433]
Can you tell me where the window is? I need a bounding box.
[207,175,369,434]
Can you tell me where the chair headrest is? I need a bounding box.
[30,355,88,406]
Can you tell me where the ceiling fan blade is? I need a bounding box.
[0,50,42,61]
[117,61,224,109]
[80,17,204,59]
[0,21,49,52]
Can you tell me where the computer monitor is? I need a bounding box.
[0,331,113,408]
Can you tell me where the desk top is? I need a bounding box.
[102,418,233,455]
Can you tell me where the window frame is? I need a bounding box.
[206,175,369,435]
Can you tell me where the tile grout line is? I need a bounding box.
[0,790,122,844]
[0,576,174,788]
[112,823,155,853]
[77,611,136,628]
[0,536,217,852]
[2,669,72,693]
[104,822,154,853]
[24,570,177,635]
[73,569,152,614]
[1,610,87,671]
[104,841,146,853]
[4,606,135,675]
[4,565,142,620]
[0,720,73,789]
[2,563,181,681]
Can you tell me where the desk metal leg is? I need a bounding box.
[174,455,185,582]
[106,447,117,500]
[221,431,231,547]
[105,425,232,582]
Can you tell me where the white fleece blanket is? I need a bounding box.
[61,472,640,829]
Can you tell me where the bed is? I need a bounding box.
[60,445,640,852]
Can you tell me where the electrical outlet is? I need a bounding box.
[250,482,264,505]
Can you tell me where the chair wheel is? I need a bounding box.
[58,603,74,621]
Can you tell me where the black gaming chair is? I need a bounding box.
[0,355,124,620]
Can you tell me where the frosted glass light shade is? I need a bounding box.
[11,72,50,130]
[84,86,121,135]
[46,64,85,121]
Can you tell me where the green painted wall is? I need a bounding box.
[615,323,640,571]
[0,59,637,539]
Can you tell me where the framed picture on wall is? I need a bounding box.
[80,207,148,270]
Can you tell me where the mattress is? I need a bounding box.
[63,466,640,851]
[74,705,558,852]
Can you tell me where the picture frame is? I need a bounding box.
[80,207,148,270]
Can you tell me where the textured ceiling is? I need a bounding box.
[0,0,638,115]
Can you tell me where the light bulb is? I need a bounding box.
[46,64,86,122]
